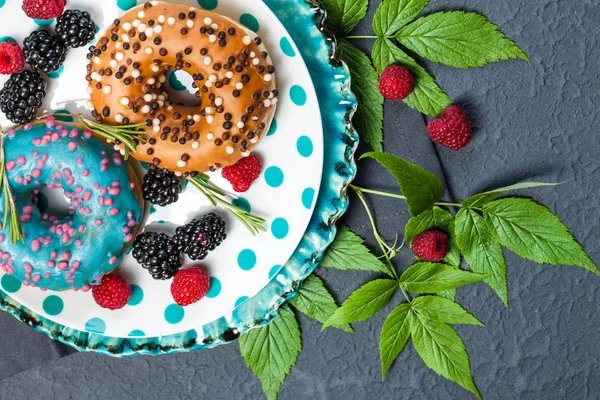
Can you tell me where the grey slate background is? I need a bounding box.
[1,0,600,398]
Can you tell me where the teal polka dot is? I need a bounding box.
[271,218,289,239]
[0,37,16,44]
[168,71,186,91]
[128,329,145,337]
[150,205,157,214]
[85,317,106,334]
[280,37,296,57]
[238,249,257,271]
[34,19,54,27]
[164,304,184,324]
[290,85,307,106]
[42,295,64,316]
[240,14,260,33]
[296,136,313,157]
[264,166,284,188]
[206,277,221,298]
[232,197,251,213]
[302,188,315,209]
[117,0,137,11]
[1,275,21,293]
[46,64,64,79]
[128,284,143,306]
[267,119,277,136]
[0,0,5,8]
[268,265,282,279]
[235,296,249,308]
[197,0,218,10]
[54,109,74,122]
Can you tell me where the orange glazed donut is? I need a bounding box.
[87,1,277,174]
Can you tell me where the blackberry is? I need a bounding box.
[142,166,182,206]
[23,30,67,73]
[0,70,46,124]
[132,232,182,280]
[56,10,96,48]
[174,214,227,260]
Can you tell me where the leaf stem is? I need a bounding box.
[345,35,381,39]
[350,185,467,209]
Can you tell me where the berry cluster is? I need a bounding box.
[142,166,182,207]
[0,2,97,124]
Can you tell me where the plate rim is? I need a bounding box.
[0,0,358,355]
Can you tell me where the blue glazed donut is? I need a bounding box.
[0,118,142,291]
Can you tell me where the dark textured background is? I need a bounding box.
[2,0,600,398]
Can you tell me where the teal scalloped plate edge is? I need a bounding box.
[0,0,358,356]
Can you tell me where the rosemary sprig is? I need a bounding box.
[0,130,24,244]
[187,175,267,235]
[76,116,147,160]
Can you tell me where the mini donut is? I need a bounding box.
[87,1,278,174]
[0,118,143,291]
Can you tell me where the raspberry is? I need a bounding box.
[379,65,414,100]
[92,274,132,310]
[411,229,449,262]
[171,267,211,306]
[0,42,25,75]
[222,155,262,192]
[22,0,66,20]
[427,105,472,150]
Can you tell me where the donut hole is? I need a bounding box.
[165,70,202,109]
[33,187,72,221]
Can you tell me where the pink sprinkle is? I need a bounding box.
[44,273,51,279]
[125,233,133,241]
[109,256,117,265]
[16,176,23,184]
[54,171,63,179]
[100,188,108,195]
[20,214,31,222]
[42,154,48,161]
[102,157,109,164]
[94,183,100,189]
[23,263,33,272]
[36,159,45,168]
[95,219,103,226]
[100,165,107,172]
[62,252,71,260]
[123,227,129,234]
[83,130,93,139]
[5,161,15,171]
[66,279,74,284]
[75,185,83,193]
[61,129,68,137]
[128,220,135,227]
[82,169,89,177]
[32,169,41,178]
[68,228,75,235]
[50,251,57,258]
[70,129,79,138]
[47,261,55,267]
[56,226,63,235]
[68,142,77,150]
[33,138,41,146]
[24,123,31,130]
[31,240,40,252]
[105,198,114,206]
[77,157,84,164]
[56,124,63,131]
[41,138,49,145]
[0,235,4,242]
[33,150,39,157]
[114,157,122,165]
[72,261,81,269]
[98,197,105,206]
[101,150,106,155]
[83,191,92,201]
[61,233,69,243]
[45,116,56,127]
[25,273,31,280]
[16,156,26,165]
[66,177,75,185]
[51,133,60,141]
[65,273,73,278]
[75,239,82,246]
[109,208,119,216]
[32,274,41,282]
[58,262,68,270]
[130,182,135,188]
[109,187,120,195]
[64,169,72,177]
[23,206,33,214]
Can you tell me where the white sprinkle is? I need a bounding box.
[209,34,217,43]
[115,42,122,49]
[209,74,217,82]
[86,100,93,108]
[252,116,259,121]
[115,52,124,61]
[226,71,234,79]
[158,95,165,101]
[243,36,252,45]
[158,15,165,23]
[153,118,160,126]
[236,82,244,90]
[252,58,260,66]
[250,51,256,58]
[167,105,173,111]
[154,25,163,34]
[190,6,196,11]
[206,115,215,124]
[151,1,158,6]
[264,74,272,82]
[142,105,150,113]
[211,23,218,30]
[264,99,272,107]
[103,85,112,94]
[114,114,123,123]
[177,160,187,168]
[237,121,244,129]
[250,138,258,144]
[241,151,251,157]
[123,22,132,30]
[187,115,192,120]
[203,56,212,66]
[272,98,279,105]
[145,47,153,54]
[131,70,140,78]
[205,107,213,114]
[138,23,147,32]
[206,133,214,140]
[132,20,140,27]
[168,17,176,26]
[120,97,130,106]
[193,114,201,122]
[159,75,166,83]
[226,146,234,154]
[175,171,182,177]
[153,125,160,133]
[94,57,101,65]
[152,93,158,100]
[137,11,145,18]
[147,78,156,85]
[121,34,130,43]
[215,97,223,106]
[86,87,93,94]
[204,17,212,25]
[191,141,200,149]
[151,65,160,72]
[186,20,194,28]
[90,72,100,81]
[145,27,154,37]
[109,60,117,68]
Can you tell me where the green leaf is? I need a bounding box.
[396,11,529,69]
[437,288,456,301]
[322,0,368,36]
[411,295,484,326]
[380,303,412,379]
[455,208,508,306]
[483,198,599,275]
[323,279,398,328]
[463,181,563,208]
[290,275,354,333]
[405,206,460,267]
[373,0,429,37]
[239,304,301,400]
[400,262,490,293]
[338,40,384,152]
[410,312,481,399]
[371,39,451,117]
[361,152,443,216]
[320,225,390,276]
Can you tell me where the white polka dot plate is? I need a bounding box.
[0,0,358,354]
